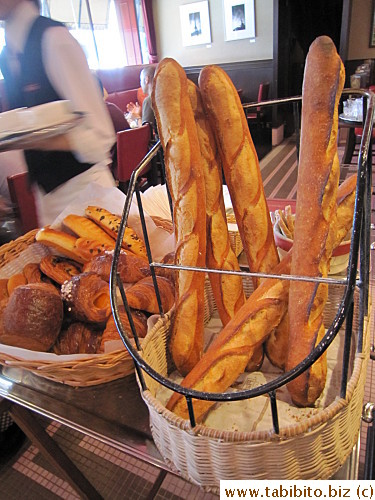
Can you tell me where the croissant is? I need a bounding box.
[54,322,102,355]
[125,276,175,314]
[40,255,83,285]
[99,306,148,353]
[83,251,150,284]
[61,272,111,325]
[23,263,42,283]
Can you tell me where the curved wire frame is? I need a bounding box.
[110,89,375,430]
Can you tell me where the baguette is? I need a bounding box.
[286,36,345,407]
[187,80,245,325]
[199,65,279,288]
[265,174,357,370]
[152,58,207,375]
[62,214,117,248]
[35,227,85,264]
[85,206,147,260]
[166,254,291,422]
[167,169,355,420]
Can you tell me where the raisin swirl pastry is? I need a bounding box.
[40,255,82,285]
[61,272,111,325]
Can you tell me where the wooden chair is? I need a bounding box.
[116,123,158,193]
[7,172,39,233]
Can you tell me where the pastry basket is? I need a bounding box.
[109,89,375,489]
[0,229,135,387]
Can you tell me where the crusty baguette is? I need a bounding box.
[265,174,357,370]
[187,80,245,325]
[85,206,147,260]
[286,36,345,407]
[334,174,357,245]
[152,58,207,376]
[63,214,117,248]
[199,65,279,289]
[35,227,85,264]
[167,171,355,420]
[166,254,291,422]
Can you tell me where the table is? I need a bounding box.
[0,365,169,499]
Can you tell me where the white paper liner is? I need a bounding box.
[140,184,234,217]
[154,310,353,433]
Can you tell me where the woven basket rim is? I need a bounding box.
[139,312,369,443]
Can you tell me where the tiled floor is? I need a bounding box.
[0,135,374,498]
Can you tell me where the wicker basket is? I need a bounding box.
[0,230,135,387]
[137,286,370,491]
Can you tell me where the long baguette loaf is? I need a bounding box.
[151,58,207,376]
[167,171,356,421]
[286,36,345,407]
[265,174,357,370]
[166,253,291,422]
[198,65,279,288]
[187,80,245,325]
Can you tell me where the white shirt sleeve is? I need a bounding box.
[41,26,116,165]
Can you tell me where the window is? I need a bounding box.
[0,0,149,73]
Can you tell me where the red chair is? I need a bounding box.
[7,172,39,233]
[116,123,157,193]
[246,82,270,124]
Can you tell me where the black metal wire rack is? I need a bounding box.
[109,88,375,434]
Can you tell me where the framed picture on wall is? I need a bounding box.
[370,0,375,47]
[223,0,255,41]
[179,1,212,47]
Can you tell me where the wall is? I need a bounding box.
[348,0,375,60]
[153,0,273,66]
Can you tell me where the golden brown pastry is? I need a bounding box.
[7,273,27,295]
[54,322,102,355]
[61,272,111,325]
[35,227,84,264]
[1,283,63,351]
[99,307,148,353]
[62,214,117,247]
[187,80,245,326]
[152,58,207,376]
[73,237,115,262]
[84,206,148,260]
[286,36,345,407]
[83,251,150,283]
[166,254,292,422]
[39,255,83,285]
[199,65,279,289]
[125,276,175,314]
[22,263,42,283]
[0,279,8,301]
